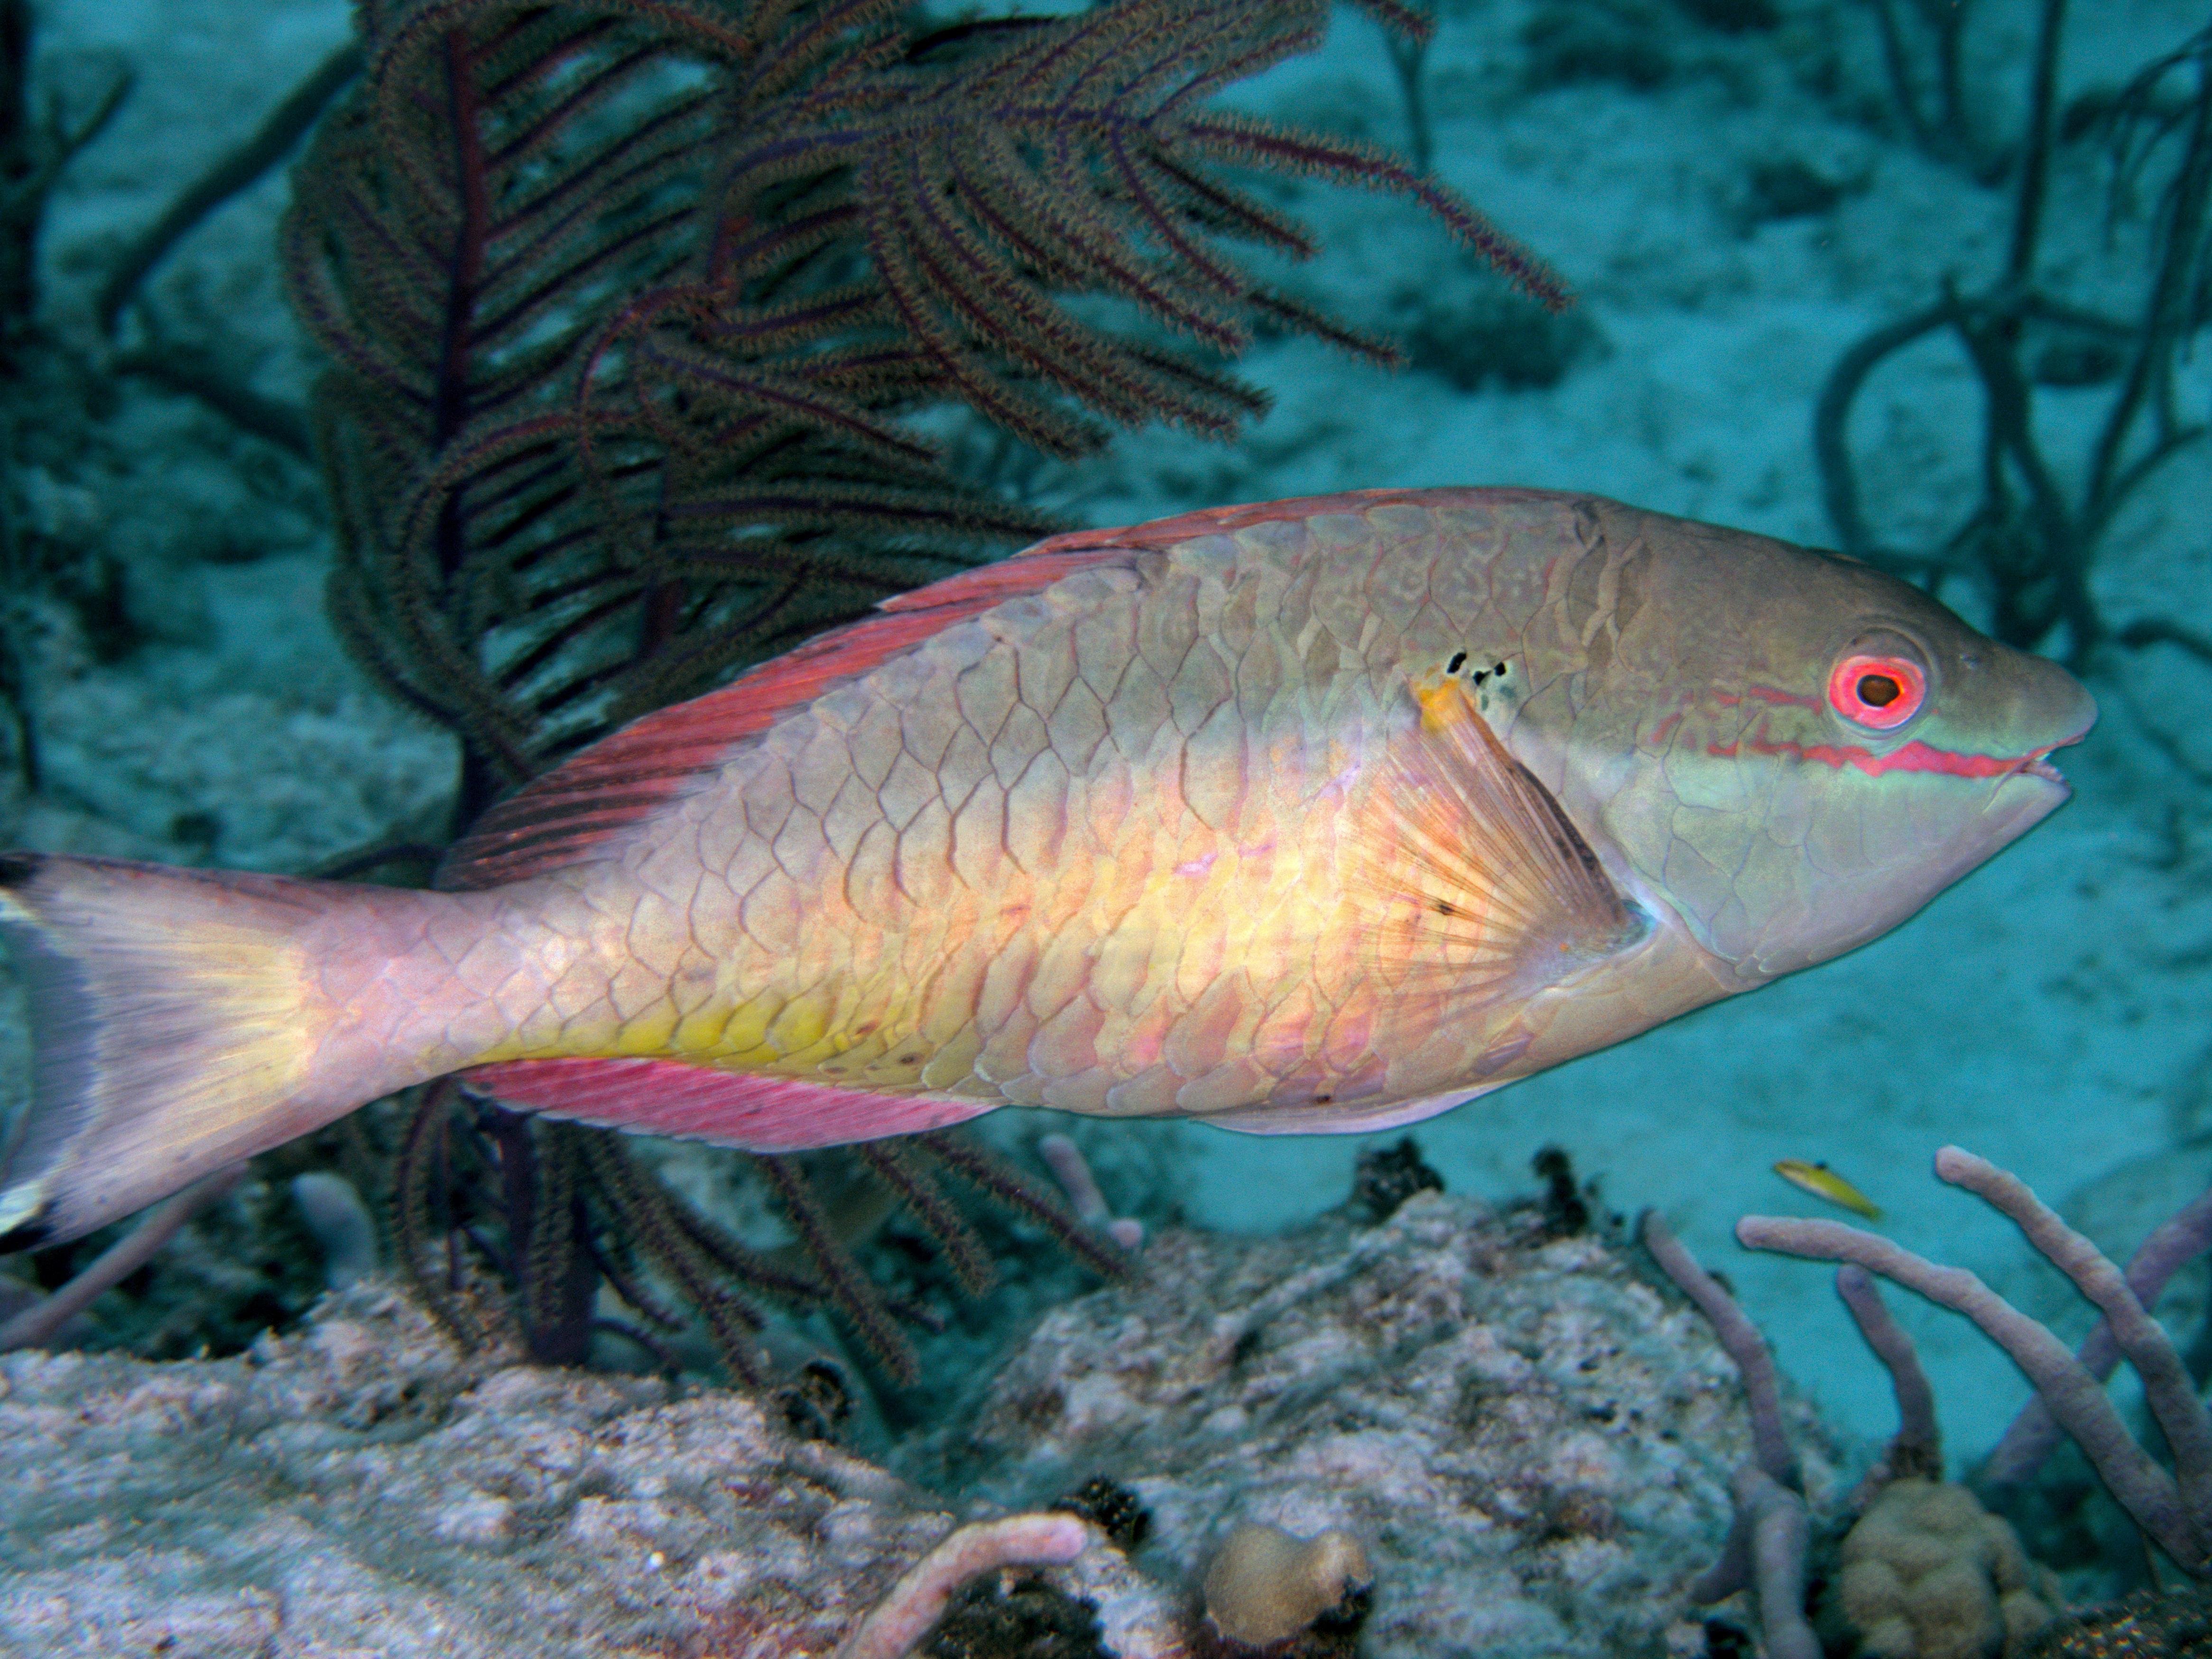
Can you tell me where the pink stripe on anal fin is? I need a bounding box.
[461,1058,999,1150]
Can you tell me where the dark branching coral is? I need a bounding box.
[392,1076,1130,1384]
[1350,1135,1442,1223]
[1050,1477,1151,1555]
[0,0,129,365]
[92,40,359,459]
[96,41,361,344]
[917,1569,1110,1659]
[1815,9,2211,661]
[0,0,130,796]
[1863,0,2002,179]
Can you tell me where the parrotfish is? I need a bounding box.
[0,489,2094,1247]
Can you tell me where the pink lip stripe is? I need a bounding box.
[1708,736,2045,778]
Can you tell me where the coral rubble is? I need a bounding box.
[0,1189,1815,1657]
[906,1189,1826,1659]
[0,1286,1162,1658]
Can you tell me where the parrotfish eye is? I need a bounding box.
[1827,645,1928,732]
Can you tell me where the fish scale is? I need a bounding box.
[0,489,2095,1247]
[537,532,1370,1111]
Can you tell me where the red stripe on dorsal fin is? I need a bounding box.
[463,1057,998,1149]
[997,488,1476,555]
[436,542,1144,891]
[435,489,1481,891]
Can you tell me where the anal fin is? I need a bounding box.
[463,1058,997,1152]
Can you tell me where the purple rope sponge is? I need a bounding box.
[1640,1209,1797,1492]
[1737,1145,2212,1576]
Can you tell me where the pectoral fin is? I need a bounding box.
[1344,674,1645,995]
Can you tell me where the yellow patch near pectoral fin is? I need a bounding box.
[1345,675,1646,995]
[1409,664,1471,731]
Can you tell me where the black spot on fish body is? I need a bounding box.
[1470,661,1525,722]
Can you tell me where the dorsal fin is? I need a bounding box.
[1342,675,1647,995]
[437,543,1141,891]
[1029,487,1543,549]
[435,488,1557,891]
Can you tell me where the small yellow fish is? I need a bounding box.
[1774,1159,1883,1220]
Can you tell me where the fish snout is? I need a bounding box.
[2013,675,2097,791]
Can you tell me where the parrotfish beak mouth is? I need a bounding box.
[2016,697,2098,791]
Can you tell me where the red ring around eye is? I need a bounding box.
[1827,653,1926,730]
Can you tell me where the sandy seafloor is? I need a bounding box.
[10,0,2212,1494]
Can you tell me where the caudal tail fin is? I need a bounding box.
[0,852,370,1250]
